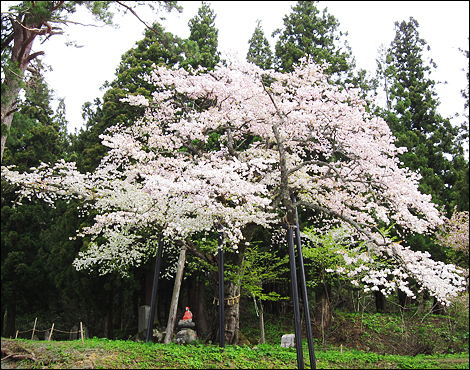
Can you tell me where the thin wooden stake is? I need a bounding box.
[80,322,84,345]
[15,330,18,339]
[48,323,54,342]
[31,317,37,340]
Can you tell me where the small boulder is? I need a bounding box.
[174,329,197,344]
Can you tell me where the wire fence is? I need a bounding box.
[12,318,87,345]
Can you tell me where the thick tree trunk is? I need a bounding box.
[5,291,17,338]
[164,245,187,344]
[1,17,41,162]
[184,224,256,345]
[196,277,209,338]
[1,76,21,162]
[398,290,412,312]
[374,290,387,313]
[431,296,445,315]
[223,279,241,344]
[220,224,257,345]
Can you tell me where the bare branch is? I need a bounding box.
[25,50,44,64]
[115,1,158,34]
[1,32,14,52]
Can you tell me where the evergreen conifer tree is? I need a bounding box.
[375,18,468,310]
[185,2,221,70]
[1,76,68,337]
[246,20,273,70]
[379,17,463,212]
[272,1,354,77]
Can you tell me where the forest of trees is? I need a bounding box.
[1,1,468,351]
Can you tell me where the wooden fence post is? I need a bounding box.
[48,323,55,342]
[80,322,84,345]
[15,330,18,339]
[31,317,37,340]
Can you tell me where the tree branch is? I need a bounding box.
[115,1,158,35]
[25,50,44,64]
[295,199,389,246]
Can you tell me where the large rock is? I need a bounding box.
[174,329,197,344]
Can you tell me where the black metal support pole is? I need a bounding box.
[287,225,304,369]
[146,232,164,343]
[293,197,316,369]
[218,224,225,351]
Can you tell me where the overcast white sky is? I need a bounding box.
[4,1,470,134]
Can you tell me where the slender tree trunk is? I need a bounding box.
[314,285,331,337]
[1,307,5,337]
[104,282,114,339]
[259,300,265,344]
[164,245,187,344]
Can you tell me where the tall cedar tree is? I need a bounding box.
[272,1,354,77]
[380,17,464,212]
[1,76,66,337]
[185,2,221,71]
[451,44,469,213]
[246,20,273,70]
[377,17,468,310]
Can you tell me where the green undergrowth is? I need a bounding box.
[1,337,469,369]
[239,301,469,356]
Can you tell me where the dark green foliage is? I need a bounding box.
[1,77,68,337]
[184,1,221,71]
[379,17,466,214]
[374,17,469,309]
[272,1,354,77]
[2,76,65,168]
[246,20,273,70]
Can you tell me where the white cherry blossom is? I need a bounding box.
[2,57,465,303]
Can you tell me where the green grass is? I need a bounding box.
[2,337,468,369]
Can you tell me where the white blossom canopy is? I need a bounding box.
[2,58,465,303]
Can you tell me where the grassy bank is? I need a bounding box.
[1,337,469,369]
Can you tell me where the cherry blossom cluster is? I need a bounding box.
[327,240,466,306]
[437,207,469,255]
[1,57,466,301]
